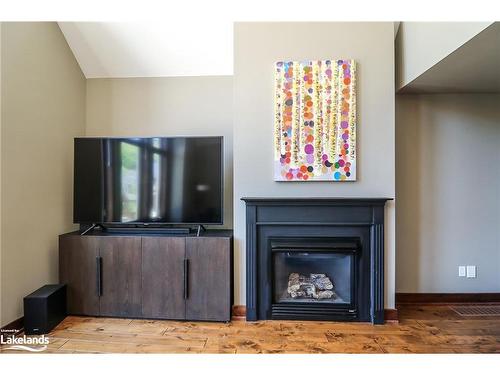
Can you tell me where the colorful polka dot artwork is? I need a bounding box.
[274,60,357,181]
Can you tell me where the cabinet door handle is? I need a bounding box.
[183,258,189,300]
[96,256,103,297]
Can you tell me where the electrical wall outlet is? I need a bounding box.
[466,265,477,278]
[458,266,466,277]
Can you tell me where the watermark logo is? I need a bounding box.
[0,329,49,352]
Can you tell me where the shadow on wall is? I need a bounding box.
[59,22,148,77]
[396,94,500,293]
[395,96,422,290]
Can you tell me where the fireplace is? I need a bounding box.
[241,198,391,324]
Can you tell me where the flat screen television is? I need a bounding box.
[73,136,223,225]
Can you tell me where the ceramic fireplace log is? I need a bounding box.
[287,272,335,299]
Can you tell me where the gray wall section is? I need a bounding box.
[396,94,500,293]
[1,22,86,326]
[85,76,233,230]
[233,22,396,306]
[395,22,492,90]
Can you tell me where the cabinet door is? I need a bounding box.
[98,237,142,317]
[186,237,231,321]
[142,237,186,320]
[59,235,100,315]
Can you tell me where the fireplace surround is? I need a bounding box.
[241,198,391,324]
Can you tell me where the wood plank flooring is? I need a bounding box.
[2,305,500,353]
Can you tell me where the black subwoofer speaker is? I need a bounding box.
[23,284,67,335]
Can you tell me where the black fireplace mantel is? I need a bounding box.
[241,197,392,324]
[241,197,391,204]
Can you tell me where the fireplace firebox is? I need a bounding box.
[272,240,356,305]
[242,198,391,324]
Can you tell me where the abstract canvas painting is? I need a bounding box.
[274,60,357,181]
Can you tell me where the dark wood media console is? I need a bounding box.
[59,230,233,322]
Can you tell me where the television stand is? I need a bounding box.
[59,228,233,322]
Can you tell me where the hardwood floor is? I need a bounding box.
[2,305,500,353]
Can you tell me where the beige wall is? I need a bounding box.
[1,22,86,326]
[396,94,500,292]
[85,76,233,229]
[396,22,492,91]
[233,22,396,307]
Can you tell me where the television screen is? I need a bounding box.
[74,137,223,225]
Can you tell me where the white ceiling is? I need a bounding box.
[399,22,500,93]
[59,22,233,78]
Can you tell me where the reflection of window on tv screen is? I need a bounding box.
[120,141,140,222]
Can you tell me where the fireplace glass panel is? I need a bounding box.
[273,251,352,304]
